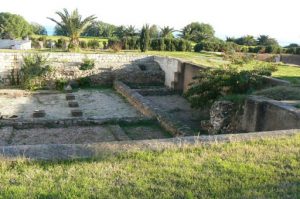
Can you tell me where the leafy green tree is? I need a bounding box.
[160,26,175,38]
[234,35,257,46]
[31,23,47,35]
[48,8,96,49]
[257,35,279,46]
[140,24,150,52]
[113,25,127,39]
[125,25,137,37]
[54,25,68,36]
[149,25,159,38]
[82,21,116,37]
[0,12,32,39]
[181,22,215,43]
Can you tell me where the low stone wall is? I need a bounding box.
[0,52,166,86]
[241,96,300,132]
[1,129,298,160]
[114,81,194,136]
[281,54,300,66]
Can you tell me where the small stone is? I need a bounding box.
[33,110,46,118]
[66,93,75,100]
[68,101,79,107]
[64,85,72,93]
[71,109,83,117]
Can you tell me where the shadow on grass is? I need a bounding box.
[275,76,300,84]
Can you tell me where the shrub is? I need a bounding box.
[56,38,67,49]
[185,67,271,108]
[20,54,52,90]
[88,39,100,50]
[79,40,88,49]
[78,77,92,87]
[111,42,122,52]
[55,78,68,90]
[286,47,297,54]
[80,57,95,70]
[177,39,187,51]
[103,41,107,49]
[252,62,278,76]
[265,45,282,54]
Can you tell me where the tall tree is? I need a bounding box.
[149,25,159,38]
[48,8,96,49]
[54,24,68,36]
[113,25,127,39]
[160,26,175,38]
[31,23,47,35]
[125,25,137,37]
[257,35,279,46]
[82,21,116,37]
[235,35,257,46]
[0,12,32,39]
[140,24,150,52]
[181,22,215,43]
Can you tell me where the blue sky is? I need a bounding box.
[1,0,299,46]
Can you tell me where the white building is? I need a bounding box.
[0,39,31,50]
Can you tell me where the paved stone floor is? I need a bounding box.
[0,89,142,120]
[146,95,209,132]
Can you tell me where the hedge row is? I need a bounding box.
[194,40,284,54]
[107,37,192,51]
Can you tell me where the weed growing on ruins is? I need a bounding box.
[55,78,68,90]
[20,54,52,90]
[79,57,95,70]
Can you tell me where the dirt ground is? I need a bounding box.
[0,89,142,120]
[0,123,171,146]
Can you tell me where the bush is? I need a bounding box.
[79,40,88,49]
[78,77,92,87]
[20,54,52,90]
[252,62,278,76]
[80,57,95,70]
[56,38,67,49]
[55,78,68,90]
[265,45,282,54]
[184,67,271,108]
[88,39,100,50]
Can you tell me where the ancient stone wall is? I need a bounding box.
[0,52,165,86]
[241,96,300,132]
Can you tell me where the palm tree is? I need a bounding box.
[48,8,96,49]
[125,25,137,37]
[160,26,175,38]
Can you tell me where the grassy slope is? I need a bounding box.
[0,135,299,198]
[144,51,300,84]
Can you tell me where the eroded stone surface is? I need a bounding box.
[123,125,171,140]
[33,110,46,118]
[10,126,117,145]
[66,93,75,100]
[71,109,83,117]
[68,101,79,107]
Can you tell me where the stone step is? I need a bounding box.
[108,125,131,141]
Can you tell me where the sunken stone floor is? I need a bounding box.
[0,89,141,120]
[0,88,171,146]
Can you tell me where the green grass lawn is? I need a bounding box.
[0,134,299,198]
